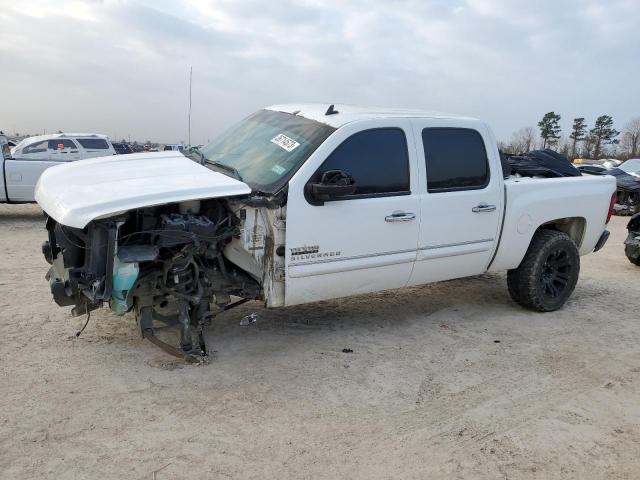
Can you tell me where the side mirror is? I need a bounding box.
[308,170,356,205]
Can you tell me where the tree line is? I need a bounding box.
[500,113,640,160]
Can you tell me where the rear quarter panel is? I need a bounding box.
[488,175,616,272]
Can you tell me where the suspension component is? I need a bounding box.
[177,300,193,352]
[167,260,197,295]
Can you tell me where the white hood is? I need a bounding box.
[35,151,251,228]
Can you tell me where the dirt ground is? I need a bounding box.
[1,204,639,479]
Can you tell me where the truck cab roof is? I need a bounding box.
[266,103,478,128]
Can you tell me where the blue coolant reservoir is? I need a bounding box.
[111,256,139,315]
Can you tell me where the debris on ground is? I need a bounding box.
[240,313,258,326]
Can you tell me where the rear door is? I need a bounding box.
[407,120,503,286]
[285,120,420,305]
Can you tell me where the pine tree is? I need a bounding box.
[537,112,562,149]
[590,115,619,159]
[569,117,587,159]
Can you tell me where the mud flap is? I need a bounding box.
[593,230,610,252]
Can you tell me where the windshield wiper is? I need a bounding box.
[188,146,207,165]
[189,146,244,182]
[206,159,244,182]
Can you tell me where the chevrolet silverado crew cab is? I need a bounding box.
[1,133,115,203]
[35,104,617,360]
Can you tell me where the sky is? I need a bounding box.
[0,0,638,144]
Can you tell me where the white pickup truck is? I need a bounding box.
[35,104,616,360]
[1,133,116,202]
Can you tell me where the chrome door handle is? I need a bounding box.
[472,203,497,213]
[385,212,416,222]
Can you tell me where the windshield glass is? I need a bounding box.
[198,109,335,192]
[619,159,640,174]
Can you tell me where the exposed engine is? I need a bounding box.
[42,199,262,360]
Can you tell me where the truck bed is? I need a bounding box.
[488,174,616,272]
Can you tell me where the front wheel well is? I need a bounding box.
[537,217,586,249]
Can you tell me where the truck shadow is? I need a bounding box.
[210,273,513,338]
[202,272,616,352]
[0,204,45,224]
[103,272,615,366]
[85,272,517,366]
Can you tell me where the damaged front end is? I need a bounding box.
[625,213,640,267]
[42,199,264,361]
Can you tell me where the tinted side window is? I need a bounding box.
[112,143,130,154]
[48,139,77,150]
[23,140,49,154]
[422,128,489,192]
[77,138,110,149]
[313,128,410,197]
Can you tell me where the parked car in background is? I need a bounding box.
[163,144,187,152]
[576,164,609,175]
[573,158,621,169]
[625,213,640,266]
[576,159,640,215]
[601,159,622,169]
[618,159,640,177]
[0,133,10,158]
[609,160,640,215]
[1,133,116,203]
[604,167,640,215]
[112,142,134,154]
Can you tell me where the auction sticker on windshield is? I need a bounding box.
[271,133,300,152]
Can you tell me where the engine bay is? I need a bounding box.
[42,198,264,360]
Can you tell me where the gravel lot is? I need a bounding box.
[1,204,639,479]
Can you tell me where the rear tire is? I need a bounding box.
[507,229,580,312]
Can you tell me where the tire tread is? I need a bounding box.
[507,229,579,312]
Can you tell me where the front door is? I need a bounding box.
[284,120,420,306]
[407,120,504,286]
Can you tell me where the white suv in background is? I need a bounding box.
[2,133,116,202]
[11,133,116,161]
[163,144,187,152]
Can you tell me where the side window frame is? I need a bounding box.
[305,127,411,204]
[422,127,490,193]
[48,139,79,152]
[22,140,50,155]
[77,138,110,150]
